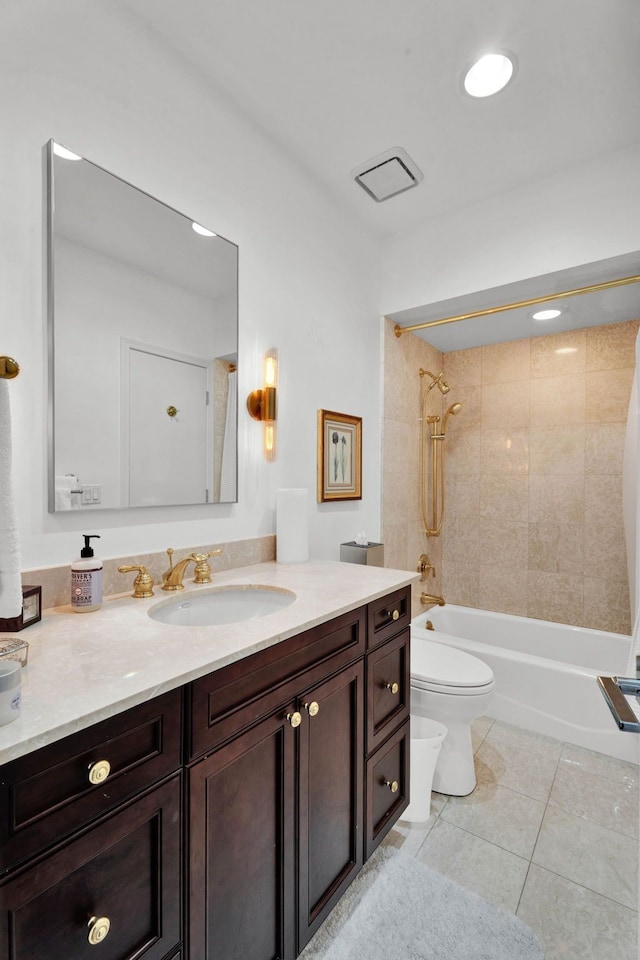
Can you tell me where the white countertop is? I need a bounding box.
[0,560,416,765]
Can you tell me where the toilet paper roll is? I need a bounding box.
[276,488,309,563]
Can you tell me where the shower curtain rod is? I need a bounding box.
[393,273,640,337]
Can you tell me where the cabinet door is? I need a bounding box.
[297,660,364,951]
[0,775,181,960]
[187,708,296,960]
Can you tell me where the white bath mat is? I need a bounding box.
[299,845,543,960]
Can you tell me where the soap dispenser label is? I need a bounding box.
[71,568,103,608]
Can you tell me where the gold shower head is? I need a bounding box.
[442,401,463,432]
[419,369,450,395]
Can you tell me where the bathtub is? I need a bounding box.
[412,605,639,765]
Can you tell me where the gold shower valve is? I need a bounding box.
[417,554,435,581]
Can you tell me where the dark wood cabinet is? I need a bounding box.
[0,585,411,960]
[188,655,364,959]
[0,775,182,960]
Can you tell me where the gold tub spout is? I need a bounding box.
[421,592,445,607]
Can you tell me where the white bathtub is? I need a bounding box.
[412,605,639,765]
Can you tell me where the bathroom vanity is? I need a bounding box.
[0,562,413,960]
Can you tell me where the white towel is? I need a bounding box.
[0,380,23,619]
[219,370,237,502]
[55,474,81,511]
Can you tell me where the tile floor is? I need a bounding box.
[383,717,639,960]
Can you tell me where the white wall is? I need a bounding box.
[1,1,382,568]
[380,144,640,315]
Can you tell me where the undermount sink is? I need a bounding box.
[148,585,297,626]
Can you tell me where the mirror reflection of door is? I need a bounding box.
[122,342,212,507]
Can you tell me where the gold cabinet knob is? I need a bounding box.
[286,711,302,728]
[88,759,111,785]
[386,609,400,621]
[385,682,399,695]
[384,779,399,793]
[87,916,111,945]
[304,701,320,717]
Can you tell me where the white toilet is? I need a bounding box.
[411,637,495,797]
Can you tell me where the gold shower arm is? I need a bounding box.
[393,274,640,337]
[0,357,20,379]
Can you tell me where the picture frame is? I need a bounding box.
[317,410,362,502]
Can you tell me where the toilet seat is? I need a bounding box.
[411,639,495,696]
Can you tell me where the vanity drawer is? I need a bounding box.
[367,586,411,651]
[0,689,182,872]
[366,629,410,755]
[188,606,365,760]
[0,774,181,960]
[365,720,409,859]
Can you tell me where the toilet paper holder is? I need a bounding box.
[597,675,640,733]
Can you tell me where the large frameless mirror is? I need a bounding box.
[46,140,238,512]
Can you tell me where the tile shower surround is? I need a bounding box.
[384,717,639,960]
[22,535,276,610]
[382,317,640,633]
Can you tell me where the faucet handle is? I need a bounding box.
[417,554,436,581]
[192,548,224,584]
[118,565,155,598]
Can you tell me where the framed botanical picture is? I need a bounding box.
[317,410,362,502]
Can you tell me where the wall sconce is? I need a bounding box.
[247,348,278,461]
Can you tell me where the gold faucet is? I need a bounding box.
[161,547,223,591]
[421,592,445,607]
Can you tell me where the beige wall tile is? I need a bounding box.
[530,374,585,427]
[529,476,585,525]
[478,566,528,616]
[527,572,584,626]
[382,317,633,633]
[585,368,634,423]
[482,339,531,383]
[481,381,530,431]
[530,328,586,378]
[529,425,585,476]
[528,523,584,575]
[442,558,480,607]
[585,422,625,475]
[447,431,482,475]
[480,519,528,567]
[480,476,529,521]
[480,429,529,475]
[447,475,481,519]
[586,320,640,371]
[442,515,480,563]
[583,577,632,635]
[444,346,482,386]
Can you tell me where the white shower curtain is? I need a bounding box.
[219,370,237,502]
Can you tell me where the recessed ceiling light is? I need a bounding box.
[463,53,516,98]
[532,309,562,321]
[192,222,217,237]
[555,347,578,355]
[52,142,82,161]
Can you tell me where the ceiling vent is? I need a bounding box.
[352,147,424,202]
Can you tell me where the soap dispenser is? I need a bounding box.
[71,535,103,613]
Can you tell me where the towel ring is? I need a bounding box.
[0,357,20,379]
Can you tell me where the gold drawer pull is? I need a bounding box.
[87,916,111,945]
[383,779,399,793]
[88,760,111,785]
[286,711,302,728]
[385,682,399,695]
[304,701,320,717]
[387,609,400,621]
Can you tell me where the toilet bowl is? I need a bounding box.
[411,637,495,797]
